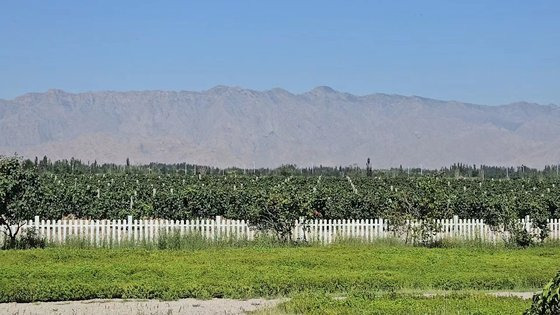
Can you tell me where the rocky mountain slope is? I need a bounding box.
[0,86,558,168]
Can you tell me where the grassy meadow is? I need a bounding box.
[0,242,558,314]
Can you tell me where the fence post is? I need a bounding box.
[34,216,40,230]
[297,216,303,241]
[216,216,222,240]
[127,215,133,241]
[453,215,459,238]
[293,218,299,241]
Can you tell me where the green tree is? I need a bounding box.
[247,188,309,242]
[0,157,41,246]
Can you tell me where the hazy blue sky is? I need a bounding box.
[1,1,558,105]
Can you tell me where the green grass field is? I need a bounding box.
[0,243,558,307]
[258,292,531,314]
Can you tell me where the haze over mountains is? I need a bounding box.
[0,86,558,169]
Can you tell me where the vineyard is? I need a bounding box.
[3,157,560,313]
[33,172,560,224]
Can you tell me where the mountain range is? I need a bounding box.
[0,86,558,168]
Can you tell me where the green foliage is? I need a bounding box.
[151,231,287,250]
[408,220,443,247]
[1,228,46,250]
[0,244,559,302]
[272,291,530,315]
[28,173,560,224]
[0,156,41,245]
[509,227,535,248]
[525,270,560,314]
[246,186,310,241]
[3,163,560,245]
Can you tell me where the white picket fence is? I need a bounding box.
[2,216,560,246]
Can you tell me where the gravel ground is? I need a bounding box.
[0,298,285,315]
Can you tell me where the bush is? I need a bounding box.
[525,270,560,314]
[246,188,309,242]
[1,228,46,250]
[509,226,535,248]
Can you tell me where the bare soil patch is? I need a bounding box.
[0,298,284,315]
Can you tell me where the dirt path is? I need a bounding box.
[0,292,537,314]
[0,298,284,315]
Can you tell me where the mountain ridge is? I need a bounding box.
[3,87,558,109]
[1,86,559,168]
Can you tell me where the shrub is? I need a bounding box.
[246,188,310,242]
[525,270,560,314]
[503,224,534,248]
[1,228,46,250]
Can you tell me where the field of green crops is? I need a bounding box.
[0,243,558,313]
